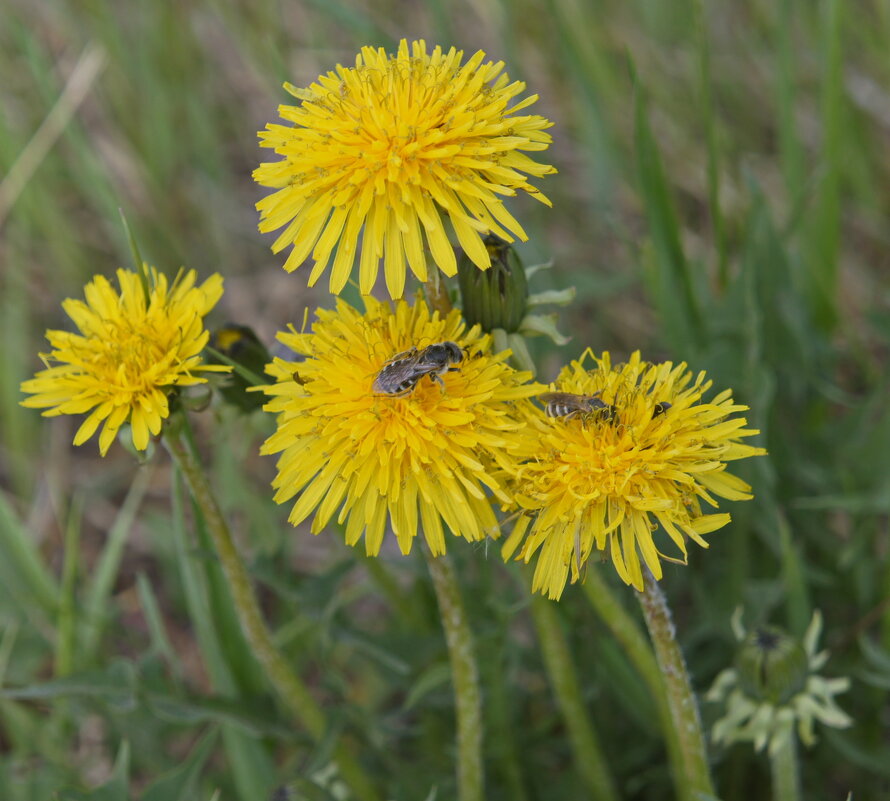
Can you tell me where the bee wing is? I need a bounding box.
[373,354,429,394]
[538,392,580,404]
[383,347,418,365]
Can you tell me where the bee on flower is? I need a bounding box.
[258,296,542,556]
[501,350,767,599]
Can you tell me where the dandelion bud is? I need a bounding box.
[708,611,851,754]
[735,625,808,705]
[458,234,528,333]
[209,324,271,412]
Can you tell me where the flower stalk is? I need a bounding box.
[769,728,802,801]
[424,551,484,801]
[163,421,380,801]
[530,594,619,801]
[637,569,715,800]
[581,568,689,801]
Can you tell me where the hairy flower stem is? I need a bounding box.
[530,595,619,801]
[582,569,689,801]
[163,423,381,801]
[770,729,802,801]
[424,552,484,801]
[637,569,715,801]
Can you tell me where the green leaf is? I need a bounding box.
[55,741,130,801]
[4,661,136,711]
[858,634,890,675]
[402,663,451,711]
[145,692,295,740]
[141,728,218,801]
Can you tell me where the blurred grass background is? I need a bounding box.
[1,0,889,798]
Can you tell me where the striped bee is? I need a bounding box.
[372,341,464,397]
[539,391,616,421]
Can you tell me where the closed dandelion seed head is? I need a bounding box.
[501,350,767,599]
[20,268,229,456]
[254,39,556,299]
[258,296,541,556]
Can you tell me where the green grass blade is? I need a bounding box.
[191,496,267,696]
[809,0,844,329]
[0,490,59,618]
[136,572,183,682]
[170,470,276,800]
[634,72,706,353]
[55,493,83,678]
[775,0,804,206]
[693,0,727,288]
[80,467,153,662]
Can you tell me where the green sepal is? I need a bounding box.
[519,313,572,346]
[528,287,576,307]
[207,324,271,413]
[506,332,536,376]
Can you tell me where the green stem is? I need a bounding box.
[637,570,715,801]
[163,423,381,801]
[582,568,689,801]
[769,729,801,801]
[424,552,483,801]
[530,594,619,801]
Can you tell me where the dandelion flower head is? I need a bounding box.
[21,268,227,455]
[259,296,539,556]
[502,350,766,599]
[254,39,556,299]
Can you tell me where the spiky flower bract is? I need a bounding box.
[21,268,227,455]
[707,611,851,754]
[502,350,766,599]
[259,296,539,556]
[254,39,556,299]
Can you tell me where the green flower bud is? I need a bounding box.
[458,234,528,333]
[735,625,809,705]
[208,324,271,412]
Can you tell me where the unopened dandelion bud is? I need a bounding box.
[209,324,271,412]
[458,234,528,333]
[736,625,808,705]
[708,610,851,754]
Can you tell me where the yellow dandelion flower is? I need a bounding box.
[21,268,228,456]
[502,350,767,599]
[259,296,539,556]
[254,38,556,299]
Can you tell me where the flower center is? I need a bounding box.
[80,316,175,392]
